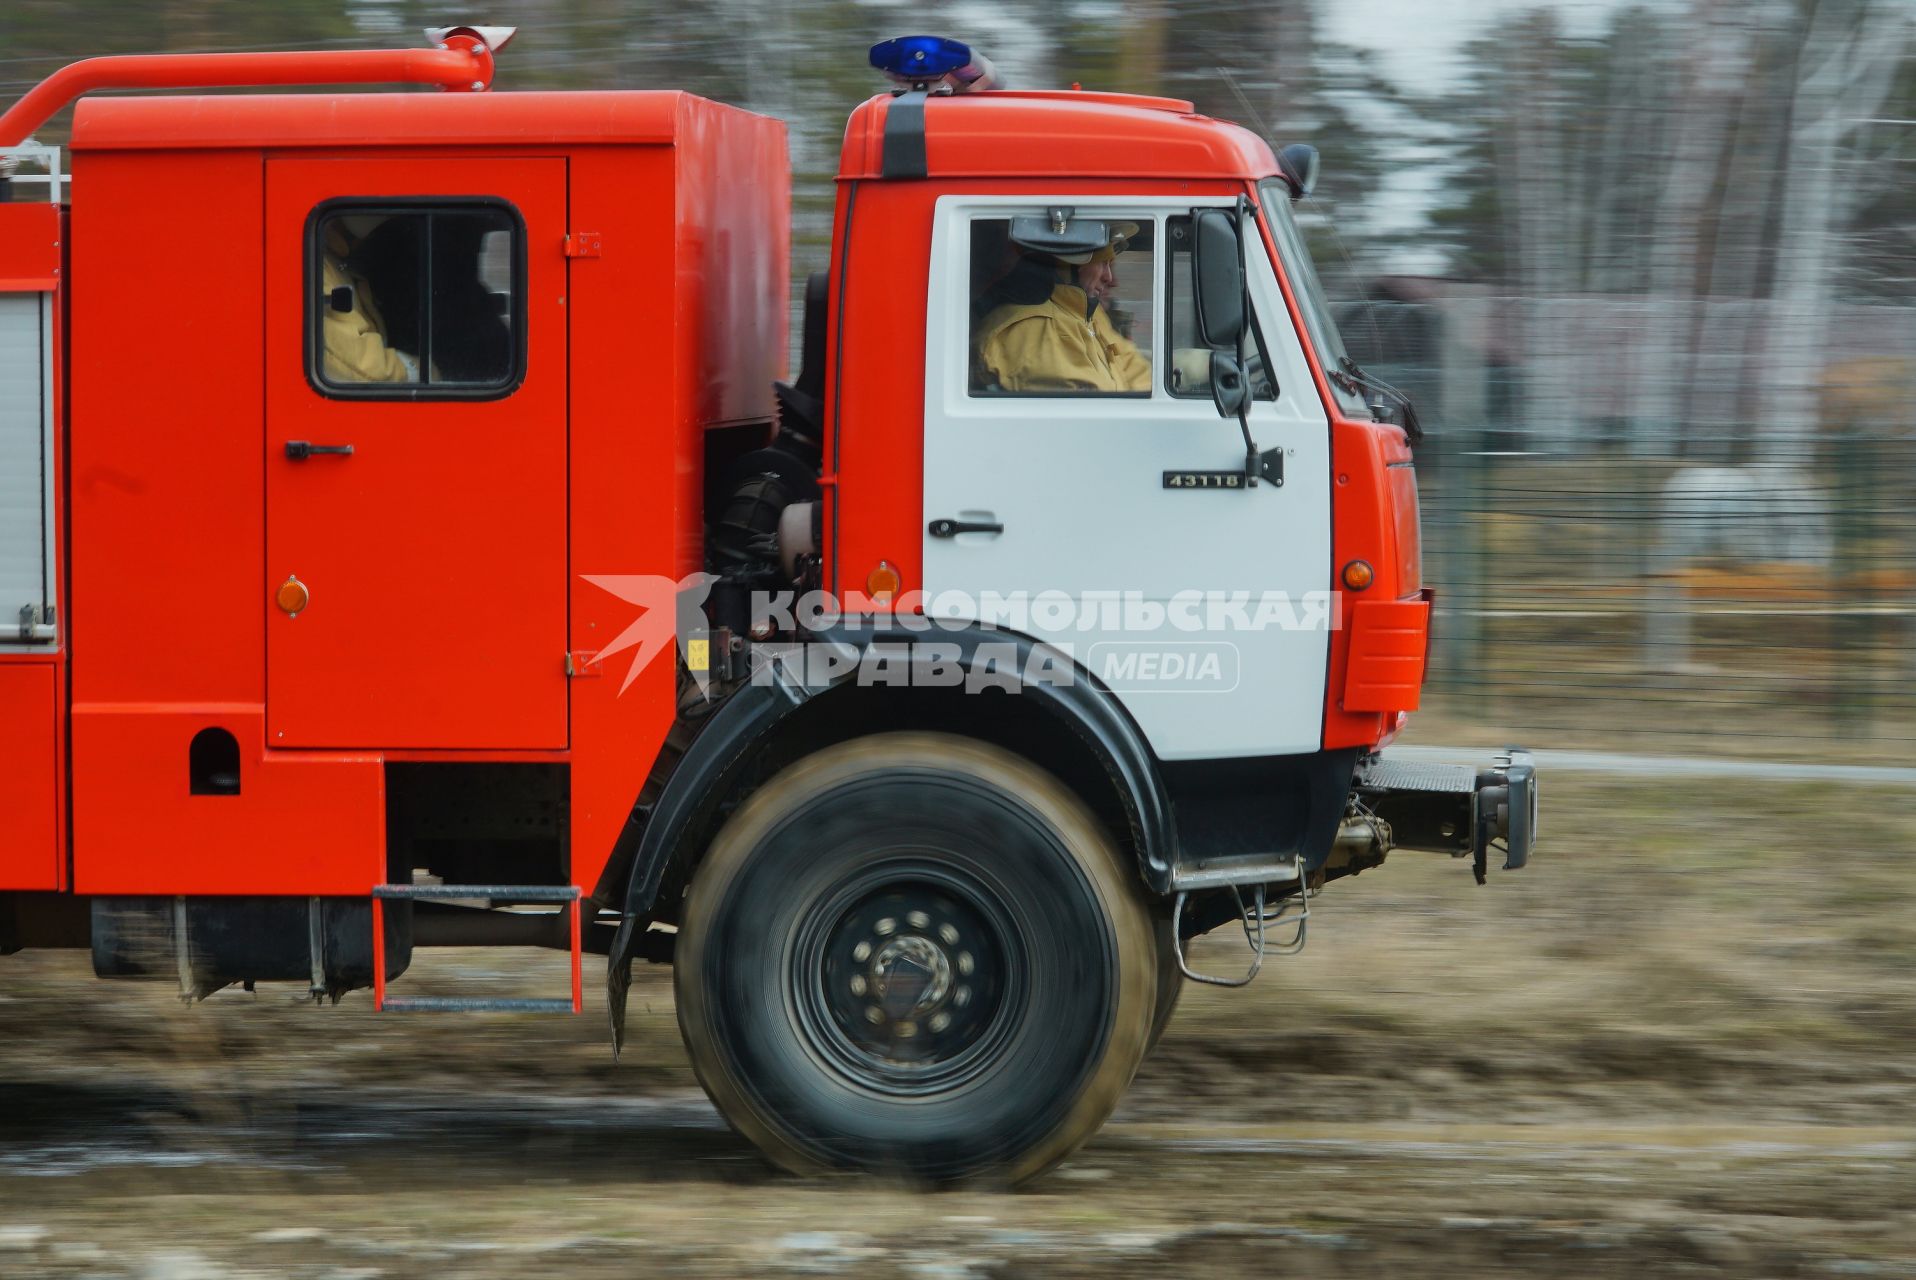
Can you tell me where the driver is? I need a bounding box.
[974,223,1151,394]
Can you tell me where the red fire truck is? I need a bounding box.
[0,28,1535,1184]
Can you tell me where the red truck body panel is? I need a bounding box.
[57,91,788,897]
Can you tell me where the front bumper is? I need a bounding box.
[1352,748,1538,882]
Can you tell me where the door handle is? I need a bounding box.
[928,518,1004,538]
[284,441,354,460]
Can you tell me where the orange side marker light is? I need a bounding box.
[867,560,902,605]
[276,576,310,617]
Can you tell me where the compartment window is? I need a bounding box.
[968,215,1156,397]
[308,201,524,398]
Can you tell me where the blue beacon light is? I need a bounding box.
[869,36,1000,92]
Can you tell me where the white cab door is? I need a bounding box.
[922,197,1331,761]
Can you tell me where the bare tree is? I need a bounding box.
[1756,0,1907,463]
[1626,1,1764,459]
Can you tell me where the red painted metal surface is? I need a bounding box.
[0,667,59,890]
[565,107,788,899]
[838,92,1277,182]
[263,156,568,750]
[60,83,784,899]
[1321,422,1422,746]
[1341,598,1431,713]
[1,39,496,146]
[63,147,396,894]
[71,91,690,152]
[0,204,60,288]
[71,706,384,895]
[69,149,267,709]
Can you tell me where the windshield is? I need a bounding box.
[1257,179,1366,413]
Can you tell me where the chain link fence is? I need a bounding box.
[1348,293,1916,759]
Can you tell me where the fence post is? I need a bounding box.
[1643,463,1691,677]
[1445,421,1489,711]
[1831,420,1873,733]
[1642,573,1691,678]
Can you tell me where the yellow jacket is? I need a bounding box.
[320,227,417,385]
[976,283,1152,394]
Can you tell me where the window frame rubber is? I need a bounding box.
[302,195,529,403]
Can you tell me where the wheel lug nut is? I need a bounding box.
[850,974,867,996]
[929,1012,951,1032]
[865,1006,884,1024]
[896,1020,918,1038]
[907,910,930,930]
[852,941,871,963]
[953,986,971,1008]
[938,924,959,945]
[957,951,974,976]
[875,917,897,937]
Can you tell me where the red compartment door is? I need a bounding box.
[265,158,569,749]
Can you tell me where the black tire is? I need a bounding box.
[675,732,1156,1185]
[1147,911,1184,1053]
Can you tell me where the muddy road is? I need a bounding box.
[3,774,1914,1278]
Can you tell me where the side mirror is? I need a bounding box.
[1277,143,1319,199]
[1191,208,1244,350]
[1209,351,1249,419]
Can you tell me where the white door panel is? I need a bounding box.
[922,197,1330,761]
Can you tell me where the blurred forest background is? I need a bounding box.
[4,0,1913,759]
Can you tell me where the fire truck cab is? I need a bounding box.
[0,29,1535,1184]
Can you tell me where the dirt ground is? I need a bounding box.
[3,773,1915,1278]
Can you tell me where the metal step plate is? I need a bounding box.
[373,883,580,903]
[1170,855,1302,892]
[379,997,575,1014]
[1355,758,1477,794]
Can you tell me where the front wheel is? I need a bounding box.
[674,732,1156,1185]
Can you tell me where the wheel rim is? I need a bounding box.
[791,859,1024,1096]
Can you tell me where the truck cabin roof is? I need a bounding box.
[839,89,1280,183]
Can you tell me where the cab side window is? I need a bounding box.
[308,201,524,398]
[967,216,1156,397]
[1164,216,1275,401]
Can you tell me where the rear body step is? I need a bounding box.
[370,883,583,1013]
